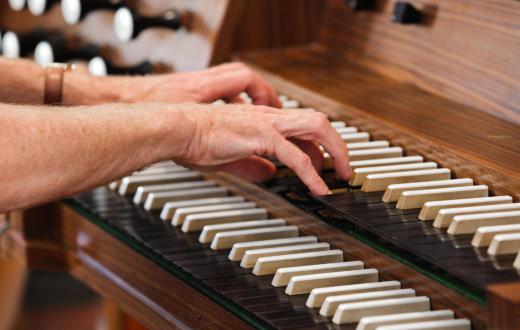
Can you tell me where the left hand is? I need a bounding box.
[125,62,282,107]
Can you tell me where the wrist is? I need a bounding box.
[62,72,135,105]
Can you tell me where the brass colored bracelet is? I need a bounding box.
[44,63,76,105]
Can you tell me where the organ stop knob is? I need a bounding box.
[391,2,422,24]
[28,0,59,16]
[8,0,26,11]
[348,0,375,11]
[2,28,48,59]
[34,35,99,66]
[113,7,192,42]
[61,0,125,25]
[88,56,154,76]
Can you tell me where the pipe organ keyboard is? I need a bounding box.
[55,94,511,329]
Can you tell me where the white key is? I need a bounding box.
[348,141,390,151]
[418,196,513,221]
[285,269,379,295]
[108,181,120,190]
[514,251,520,270]
[172,202,256,226]
[138,166,187,175]
[146,187,228,211]
[182,208,267,232]
[376,319,470,330]
[253,250,343,276]
[134,180,215,204]
[448,211,520,235]
[272,261,364,287]
[241,243,330,268]
[488,233,520,256]
[350,156,424,169]
[212,99,226,106]
[211,226,299,250]
[397,185,489,210]
[351,162,438,187]
[356,310,454,330]
[332,297,430,325]
[199,219,285,244]
[336,127,358,134]
[118,172,201,195]
[307,281,401,308]
[331,121,346,128]
[229,236,318,261]
[160,196,245,220]
[434,203,520,228]
[282,100,299,108]
[320,289,416,317]
[382,179,473,202]
[341,132,370,143]
[472,224,520,247]
[348,148,403,162]
[363,169,451,193]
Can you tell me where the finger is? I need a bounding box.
[274,112,352,180]
[271,135,330,195]
[203,64,281,108]
[291,139,324,173]
[213,156,277,182]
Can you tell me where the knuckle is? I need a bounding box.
[297,154,313,170]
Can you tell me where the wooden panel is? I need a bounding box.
[488,282,520,330]
[237,54,520,200]
[318,0,520,123]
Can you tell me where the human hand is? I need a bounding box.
[125,62,281,107]
[169,103,351,195]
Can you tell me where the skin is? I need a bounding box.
[0,59,351,212]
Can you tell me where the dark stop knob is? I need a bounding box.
[348,0,375,11]
[391,2,422,24]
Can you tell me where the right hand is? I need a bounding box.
[171,104,351,195]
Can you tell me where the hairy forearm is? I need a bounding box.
[0,103,192,212]
[0,57,134,105]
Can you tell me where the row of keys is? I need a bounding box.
[108,132,472,328]
[321,120,520,263]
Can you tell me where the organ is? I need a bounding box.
[1,0,519,329]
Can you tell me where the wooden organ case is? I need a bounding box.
[1,0,520,329]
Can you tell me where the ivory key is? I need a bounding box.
[376,319,470,330]
[320,289,416,317]
[348,148,403,162]
[146,187,228,211]
[307,281,401,308]
[514,251,520,270]
[347,141,390,151]
[362,169,451,193]
[240,243,330,268]
[471,224,520,247]
[253,250,344,276]
[397,185,488,210]
[118,171,201,195]
[448,211,520,235]
[434,203,520,229]
[285,269,379,295]
[341,132,370,143]
[356,310,454,330]
[159,196,245,220]
[332,296,430,324]
[350,156,424,170]
[228,236,318,261]
[331,121,346,128]
[181,208,267,232]
[199,219,286,244]
[381,179,473,202]
[210,225,299,250]
[418,196,513,221]
[335,126,358,134]
[272,261,364,287]
[134,180,216,204]
[172,202,256,226]
[351,162,438,187]
[487,233,520,256]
